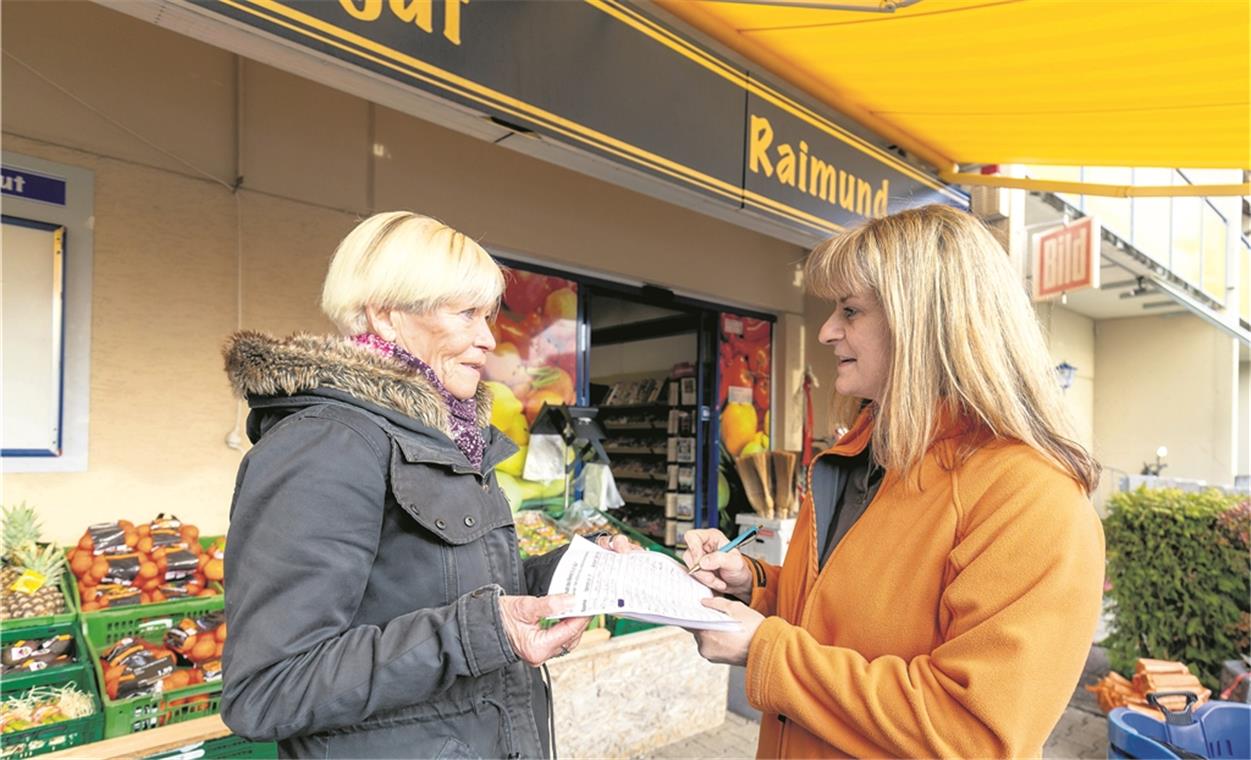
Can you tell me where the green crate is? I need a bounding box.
[81,596,226,739]
[75,535,223,621]
[140,734,278,760]
[608,616,662,637]
[0,660,105,758]
[0,618,85,681]
[0,562,78,635]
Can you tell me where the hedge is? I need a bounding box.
[1103,487,1250,691]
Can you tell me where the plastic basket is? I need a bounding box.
[140,733,278,760]
[1109,700,1251,759]
[0,562,79,636]
[0,618,86,682]
[0,660,104,758]
[75,536,222,623]
[80,595,226,738]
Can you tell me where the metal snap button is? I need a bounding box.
[464,516,476,527]
[435,518,447,530]
[481,480,490,492]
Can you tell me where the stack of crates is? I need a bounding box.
[65,536,276,757]
[0,564,104,758]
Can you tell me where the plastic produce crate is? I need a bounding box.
[0,659,104,758]
[81,596,226,738]
[75,536,222,623]
[1,618,86,682]
[0,562,79,637]
[140,733,278,760]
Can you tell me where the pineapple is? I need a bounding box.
[0,505,66,621]
[0,503,42,562]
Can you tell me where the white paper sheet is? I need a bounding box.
[546,536,740,631]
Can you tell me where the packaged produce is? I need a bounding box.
[100,638,176,700]
[165,612,226,665]
[0,683,95,734]
[0,504,69,621]
[514,512,571,558]
[68,514,217,611]
[1,634,74,676]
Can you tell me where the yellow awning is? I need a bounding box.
[657,0,1250,174]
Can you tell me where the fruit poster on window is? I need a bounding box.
[484,269,579,510]
[716,313,771,531]
[719,314,771,457]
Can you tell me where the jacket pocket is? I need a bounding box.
[390,438,513,545]
[435,736,479,759]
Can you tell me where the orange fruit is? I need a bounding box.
[190,638,216,662]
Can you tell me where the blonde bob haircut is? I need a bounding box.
[321,211,504,335]
[805,204,1100,494]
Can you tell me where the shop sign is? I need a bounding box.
[1,165,66,207]
[195,0,967,239]
[1032,216,1101,301]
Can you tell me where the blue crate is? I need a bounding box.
[1109,700,1250,759]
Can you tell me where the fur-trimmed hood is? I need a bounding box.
[223,331,492,435]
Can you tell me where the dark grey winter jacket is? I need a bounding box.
[220,332,563,759]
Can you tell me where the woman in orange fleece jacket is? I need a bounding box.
[684,204,1105,758]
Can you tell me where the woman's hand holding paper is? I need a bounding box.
[595,533,642,553]
[690,597,764,666]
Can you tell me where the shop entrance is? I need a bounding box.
[485,255,774,553]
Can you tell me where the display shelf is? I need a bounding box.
[612,473,668,483]
[602,422,667,432]
[622,499,666,508]
[602,446,666,455]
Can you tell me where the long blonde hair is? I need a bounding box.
[805,204,1100,493]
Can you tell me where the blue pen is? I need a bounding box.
[687,526,759,576]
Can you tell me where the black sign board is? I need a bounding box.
[198,0,967,237]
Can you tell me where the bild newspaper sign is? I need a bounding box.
[1032,216,1100,301]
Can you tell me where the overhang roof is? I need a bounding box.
[657,0,1250,172]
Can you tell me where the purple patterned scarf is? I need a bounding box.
[352,333,486,469]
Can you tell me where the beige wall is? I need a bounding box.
[1,1,805,544]
[1036,303,1096,452]
[1094,313,1240,486]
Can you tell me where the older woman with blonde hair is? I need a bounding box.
[220,212,588,759]
[683,204,1104,758]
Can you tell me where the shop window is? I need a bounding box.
[1082,167,1132,241]
[1201,206,1228,303]
[1171,196,1203,287]
[1130,168,1172,264]
[1025,165,1082,209]
[482,268,579,510]
[1242,242,1251,324]
[1,153,93,472]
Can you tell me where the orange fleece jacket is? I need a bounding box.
[744,411,1105,758]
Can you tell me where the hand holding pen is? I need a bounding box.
[682,527,758,600]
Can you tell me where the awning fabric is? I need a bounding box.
[657,0,1250,172]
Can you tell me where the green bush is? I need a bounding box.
[1103,487,1250,690]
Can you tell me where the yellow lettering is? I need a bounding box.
[838,171,855,211]
[873,180,889,217]
[340,0,382,21]
[749,115,774,177]
[444,0,468,44]
[389,0,433,33]
[777,144,796,187]
[798,141,809,194]
[809,158,836,201]
[855,178,871,216]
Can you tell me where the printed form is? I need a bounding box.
[547,536,739,630]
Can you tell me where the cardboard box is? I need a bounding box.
[734,513,797,565]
